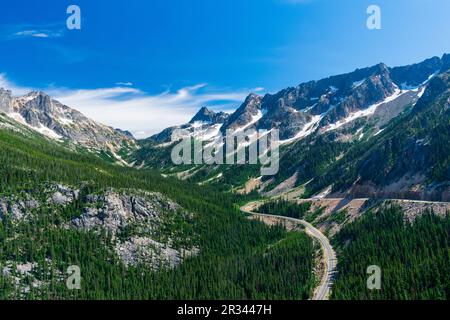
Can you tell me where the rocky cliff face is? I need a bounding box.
[70,189,198,269]
[0,184,197,270]
[71,190,180,234]
[0,88,14,114]
[220,94,263,133]
[257,63,397,133]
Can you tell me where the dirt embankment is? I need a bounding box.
[295,198,450,237]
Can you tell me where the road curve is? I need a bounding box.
[241,203,337,300]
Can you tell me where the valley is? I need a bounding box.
[243,207,337,301]
[0,54,448,300]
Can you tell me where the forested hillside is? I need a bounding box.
[331,206,450,300]
[257,199,311,219]
[0,125,315,299]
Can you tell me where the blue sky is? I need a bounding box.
[0,0,449,137]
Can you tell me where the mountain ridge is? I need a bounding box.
[149,54,447,144]
[0,54,448,201]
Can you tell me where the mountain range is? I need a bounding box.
[134,54,449,201]
[147,54,448,143]
[0,54,448,201]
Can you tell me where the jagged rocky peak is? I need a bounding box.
[189,106,229,124]
[18,91,60,117]
[245,93,263,106]
[0,87,13,98]
[236,94,263,114]
[308,62,391,96]
[220,93,263,132]
[22,90,48,99]
[147,107,229,145]
[0,89,53,114]
[257,62,394,117]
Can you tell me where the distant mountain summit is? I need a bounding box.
[149,107,230,144]
[0,89,136,161]
[189,107,229,124]
[219,94,263,134]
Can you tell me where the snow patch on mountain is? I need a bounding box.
[329,86,338,93]
[8,112,62,140]
[400,70,440,91]
[279,114,323,145]
[34,124,63,140]
[233,109,264,133]
[355,127,364,140]
[324,88,403,132]
[352,80,365,88]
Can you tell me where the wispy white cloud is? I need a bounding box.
[0,74,257,138]
[115,82,134,86]
[51,85,251,138]
[253,87,265,93]
[14,29,63,39]
[0,23,65,41]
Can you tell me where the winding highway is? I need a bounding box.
[241,202,337,300]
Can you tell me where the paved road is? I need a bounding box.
[241,197,449,299]
[241,203,337,300]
